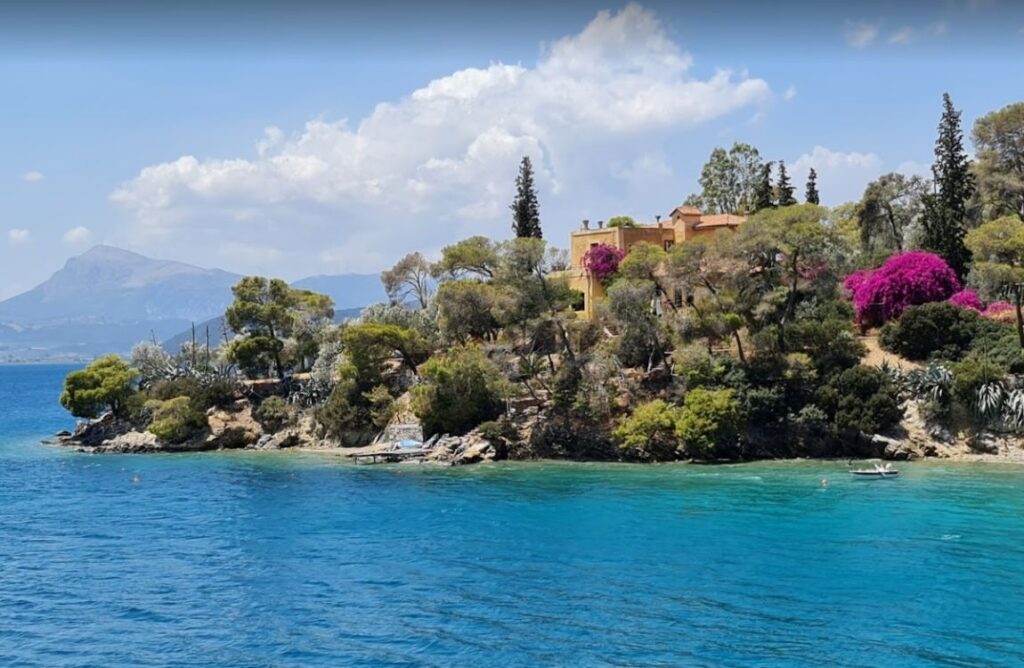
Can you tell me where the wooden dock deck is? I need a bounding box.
[350,448,431,465]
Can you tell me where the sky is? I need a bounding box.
[1,0,1023,299]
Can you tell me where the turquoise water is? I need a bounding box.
[1,365,1022,667]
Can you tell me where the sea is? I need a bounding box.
[0,364,1022,667]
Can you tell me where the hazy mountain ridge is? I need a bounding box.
[0,245,386,361]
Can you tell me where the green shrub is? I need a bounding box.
[254,395,292,432]
[315,365,374,445]
[818,366,903,435]
[411,345,507,436]
[951,357,1006,420]
[879,302,997,361]
[60,355,139,419]
[614,389,744,461]
[147,377,238,410]
[147,396,207,443]
[675,388,744,460]
[613,399,682,461]
[364,385,396,430]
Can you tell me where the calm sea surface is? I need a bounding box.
[0,364,1022,667]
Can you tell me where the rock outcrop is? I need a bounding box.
[206,400,263,449]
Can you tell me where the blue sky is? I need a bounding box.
[1,0,1023,298]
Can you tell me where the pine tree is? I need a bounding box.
[776,160,796,207]
[921,93,974,279]
[510,156,542,239]
[805,168,820,205]
[753,161,775,211]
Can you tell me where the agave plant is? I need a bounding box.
[1001,388,1024,432]
[973,381,1006,422]
[905,363,953,405]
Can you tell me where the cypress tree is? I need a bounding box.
[805,168,820,205]
[776,160,796,207]
[921,93,974,279]
[510,156,542,239]
[753,161,775,211]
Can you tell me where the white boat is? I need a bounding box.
[850,463,899,477]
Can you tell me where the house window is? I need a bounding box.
[590,242,599,249]
[663,240,675,252]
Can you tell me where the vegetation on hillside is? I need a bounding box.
[59,95,1024,459]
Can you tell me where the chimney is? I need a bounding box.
[582,219,590,230]
[597,220,604,229]
[656,214,662,229]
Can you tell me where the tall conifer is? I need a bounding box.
[805,168,820,205]
[510,156,542,239]
[776,161,797,207]
[754,162,775,211]
[921,93,974,278]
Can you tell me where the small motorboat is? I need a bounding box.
[850,463,899,477]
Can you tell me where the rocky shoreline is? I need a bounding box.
[46,395,1024,466]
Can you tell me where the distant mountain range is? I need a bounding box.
[0,245,386,362]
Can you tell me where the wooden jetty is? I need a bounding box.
[350,448,431,465]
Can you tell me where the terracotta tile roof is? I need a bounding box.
[671,205,701,216]
[694,213,746,228]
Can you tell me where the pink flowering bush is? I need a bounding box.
[842,269,872,297]
[982,301,1015,324]
[582,243,626,283]
[845,251,961,326]
[948,289,984,312]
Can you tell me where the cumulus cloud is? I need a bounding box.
[783,86,797,101]
[7,229,30,244]
[790,146,884,204]
[845,21,880,48]
[21,171,44,183]
[63,226,92,244]
[111,3,771,275]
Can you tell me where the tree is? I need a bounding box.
[674,388,744,459]
[510,155,542,238]
[775,161,796,207]
[225,277,334,378]
[435,280,499,343]
[432,236,499,280]
[805,168,820,205]
[732,204,837,351]
[607,279,664,369]
[60,355,139,419]
[694,143,764,214]
[818,366,903,436]
[381,252,433,309]
[972,102,1024,221]
[618,241,674,309]
[921,93,974,279]
[856,173,929,253]
[753,161,775,211]
[966,215,1024,347]
[411,345,507,436]
[607,216,637,228]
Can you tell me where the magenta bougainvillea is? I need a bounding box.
[983,301,1015,323]
[845,251,961,325]
[948,289,984,312]
[582,243,626,283]
[842,269,872,297]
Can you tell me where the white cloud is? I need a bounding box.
[929,21,948,37]
[845,20,880,48]
[889,27,915,44]
[111,3,771,276]
[791,146,885,204]
[7,229,30,244]
[21,171,44,183]
[784,86,797,101]
[896,160,932,178]
[63,226,92,244]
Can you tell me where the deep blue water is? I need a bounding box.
[1,365,1023,667]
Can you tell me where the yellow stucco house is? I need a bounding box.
[564,206,746,318]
